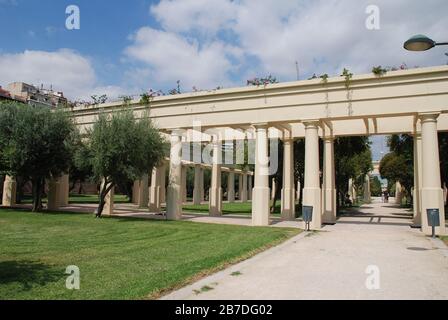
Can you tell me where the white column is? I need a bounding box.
[348,179,354,202]
[160,164,166,204]
[137,174,149,208]
[420,113,446,235]
[193,164,202,205]
[251,124,270,226]
[199,167,205,202]
[2,175,16,207]
[281,138,296,220]
[413,132,423,225]
[228,170,235,203]
[322,137,336,223]
[363,174,371,204]
[47,177,60,211]
[302,121,322,230]
[443,183,447,206]
[59,174,69,206]
[181,166,187,203]
[166,130,183,220]
[209,137,222,216]
[149,165,163,212]
[238,174,243,201]
[248,174,253,201]
[132,181,139,204]
[271,178,276,202]
[395,181,403,205]
[241,172,248,203]
[296,180,301,203]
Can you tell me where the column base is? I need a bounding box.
[421,188,446,236]
[47,179,61,211]
[149,186,161,213]
[166,185,182,220]
[322,188,337,224]
[193,188,202,205]
[303,187,322,230]
[228,190,235,203]
[209,187,222,216]
[281,188,296,220]
[252,187,270,226]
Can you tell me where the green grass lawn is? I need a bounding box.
[19,194,129,205]
[183,201,302,217]
[0,208,299,300]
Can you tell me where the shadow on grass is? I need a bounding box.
[0,260,62,291]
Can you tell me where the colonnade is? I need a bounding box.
[1,114,446,236]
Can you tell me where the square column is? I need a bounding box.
[209,138,222,216]
[137,174,149,208]
[59,174,69,206]
[160,164,166,204]
[395,181,403,205]
[47,177,60,211]
[238,174,243,201]
[199,167,204,202]
[193,164,202,205]
[413,132,423,226]
[363,174,371,204]
[181,166,187,203]
[419,113,446,235]
[132,181,139,204]
[248,175,253,201]
[251,124,270,226]
[166,130,183,220]
[149,165,164,212]
[228,170,235,203]
[444,183,447,206]
[281,138,296,220]
[322,137,336,224]
[2,175,16,207]
[303,121,322,230]
[241,172,248,203]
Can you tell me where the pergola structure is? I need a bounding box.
[3,66,448,235]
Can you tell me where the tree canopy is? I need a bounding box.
[86,110,168,216]
[0,102,76,211]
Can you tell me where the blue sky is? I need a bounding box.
[1,0,447,100]
[1,0,448,159]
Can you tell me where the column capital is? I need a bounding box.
[322,136,335,141]
[303,120,320,129]
[251,122,269,130]
[283,137,295,144]
[418,112,440,123]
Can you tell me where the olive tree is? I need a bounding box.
[86,110,167,217]
[0,102,76,211]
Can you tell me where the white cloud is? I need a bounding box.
[150,0,237,37]
[125,27,242,89]
[144,0,448,84]
[0,49,131,101]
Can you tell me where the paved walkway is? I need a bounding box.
[162,199,448,300]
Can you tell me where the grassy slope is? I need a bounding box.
[0,209,299,300]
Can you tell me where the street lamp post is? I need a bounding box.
[404,34,448,51]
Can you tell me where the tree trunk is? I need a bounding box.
[31,177,44,212]
[270,178,282,213]
[96,179,114,218]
